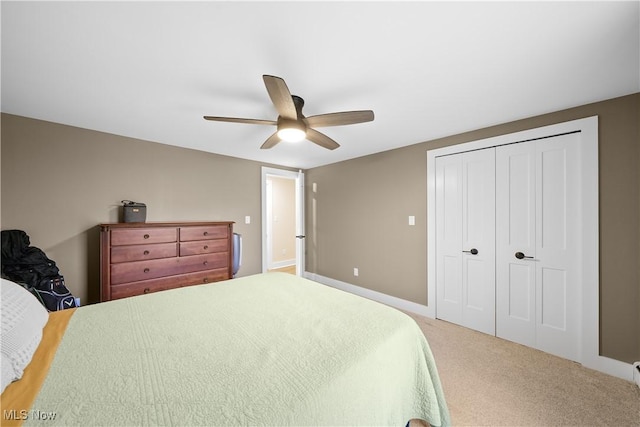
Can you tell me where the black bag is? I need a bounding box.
[1,246,60,286]
[122,200,146,223]
[32,276,77,311]
[1,230,58,284]
[1,229,77,311]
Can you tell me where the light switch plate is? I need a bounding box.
[408,215,416,226]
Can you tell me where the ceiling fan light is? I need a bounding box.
[277,121,307,142]
[278,127,306,142]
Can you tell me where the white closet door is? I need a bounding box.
[496,141,537,347]
[436,150,495,334]
[535,133,581,361]
[496,134,581,361]
[461,149,496,334]
[435,154,463,325]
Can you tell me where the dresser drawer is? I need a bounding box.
[111,242,177,263]
[180,225,229,241]
[110,277,179,300]
[109,267,231,300]
[111,227,177,246]
[179,239,228,256]
[110,252,229,285]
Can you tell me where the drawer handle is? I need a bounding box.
[203,261,208,266]
[143,288,150,294]
[203,231,209,236]
[203,278,209,283]
[143,234,150,239]
[144,268,150,273]
[203,245,209,250]
[143,250,150,255]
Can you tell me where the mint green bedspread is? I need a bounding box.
[27,273,450,426]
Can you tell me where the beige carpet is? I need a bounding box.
[406,312,640,426]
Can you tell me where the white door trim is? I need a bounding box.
[426,116,630,380]
[261,167,305,276]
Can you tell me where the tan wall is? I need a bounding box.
[305,93,640,364]
[268,176,296,265]
[2,93,638,364]
[0,114,295,304]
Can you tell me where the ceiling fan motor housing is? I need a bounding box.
[291,95,305,118]
[277,95,307,142]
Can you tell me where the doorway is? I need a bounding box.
[261,167,305,276]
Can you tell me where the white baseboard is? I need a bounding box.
[303,272,636,383]
[269,259,295,270]
[586,355,634,382]
[303,272,431,317]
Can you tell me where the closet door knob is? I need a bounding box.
[515,251,534,260]
[462,248,479,255]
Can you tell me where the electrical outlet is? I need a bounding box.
[353,267,359,277]
[633,362,640,388]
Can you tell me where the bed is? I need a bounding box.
[1,272,450,426]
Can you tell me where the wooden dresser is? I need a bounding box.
[100,221,234,301]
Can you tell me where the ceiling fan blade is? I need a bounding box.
[305,110,374,128]
[260,132,281,149]
[263,75,297,120]
[307,128,340,150]
[203,116,276,126]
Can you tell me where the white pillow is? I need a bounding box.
[1,278,49,394]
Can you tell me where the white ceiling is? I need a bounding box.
[2,1,639,169]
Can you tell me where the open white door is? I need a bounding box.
[261,167,305,276]
[295,169,305,276]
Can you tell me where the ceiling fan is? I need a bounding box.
[204,75,374,150]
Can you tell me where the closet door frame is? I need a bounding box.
[426,116,619,378]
